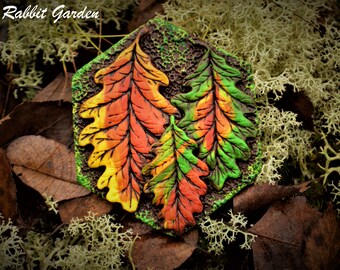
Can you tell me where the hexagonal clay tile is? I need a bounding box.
[72,18,261,234]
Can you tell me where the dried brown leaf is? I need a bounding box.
[6,135,90,202]
[303,204,340,270]
[58,194,113,224]
[33,73,72,102]
[233,183,301,214]
[249,196,322,270]
[128,0,166,31]
[0,101,72,147]
[131,228,198,270]
[0,149,19,220]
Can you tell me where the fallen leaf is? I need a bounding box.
[249,196,322,270]
[303,204,340,270]
[130,224,198,270]
[0,149,19,221]
[6,135,90,202]
[0,73,73,147]
[0,101,72,147]
[58,194,113,224]
[233,183,301,214]
[33,73,72,102]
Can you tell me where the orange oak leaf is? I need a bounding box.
[143,116,209,233]
[78,27,179,212]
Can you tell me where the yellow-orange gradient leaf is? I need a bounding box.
[79,27,178,212]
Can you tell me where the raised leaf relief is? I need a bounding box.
[79,28,178,212]
[75,20,259,234]
[143,116,209,233]
[171,49,257,190]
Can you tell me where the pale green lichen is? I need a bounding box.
[199,210,256,255]
[0,215,25,269]
[329,180,340,215]
[0,212,135,269]
[160,0,339,185]
[318,134,340,185]
[0,0,135,97]
[257,105,314,183]
[43,194,59,214]
[317,91,340,136]
[24,212,134,270]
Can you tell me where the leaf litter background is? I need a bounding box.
[0,1,339,269]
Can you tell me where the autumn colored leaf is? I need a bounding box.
[79,28,178,212]
[171,49,257,190]
[143,115,209,233]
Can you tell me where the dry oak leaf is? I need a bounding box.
[79,27,178,212]
[6,135,90,202]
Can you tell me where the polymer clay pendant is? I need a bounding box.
[72,18,261,234]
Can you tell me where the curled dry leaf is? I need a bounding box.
[33,73,72,102]
[233,183,302,214]
[249,196,322,270]
[128,0,166,31]
[6,135,90,202]
[0,101,72,147]
[0,73,73,148]
[0,149,19,220]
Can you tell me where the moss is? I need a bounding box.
[135,210,162,231]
